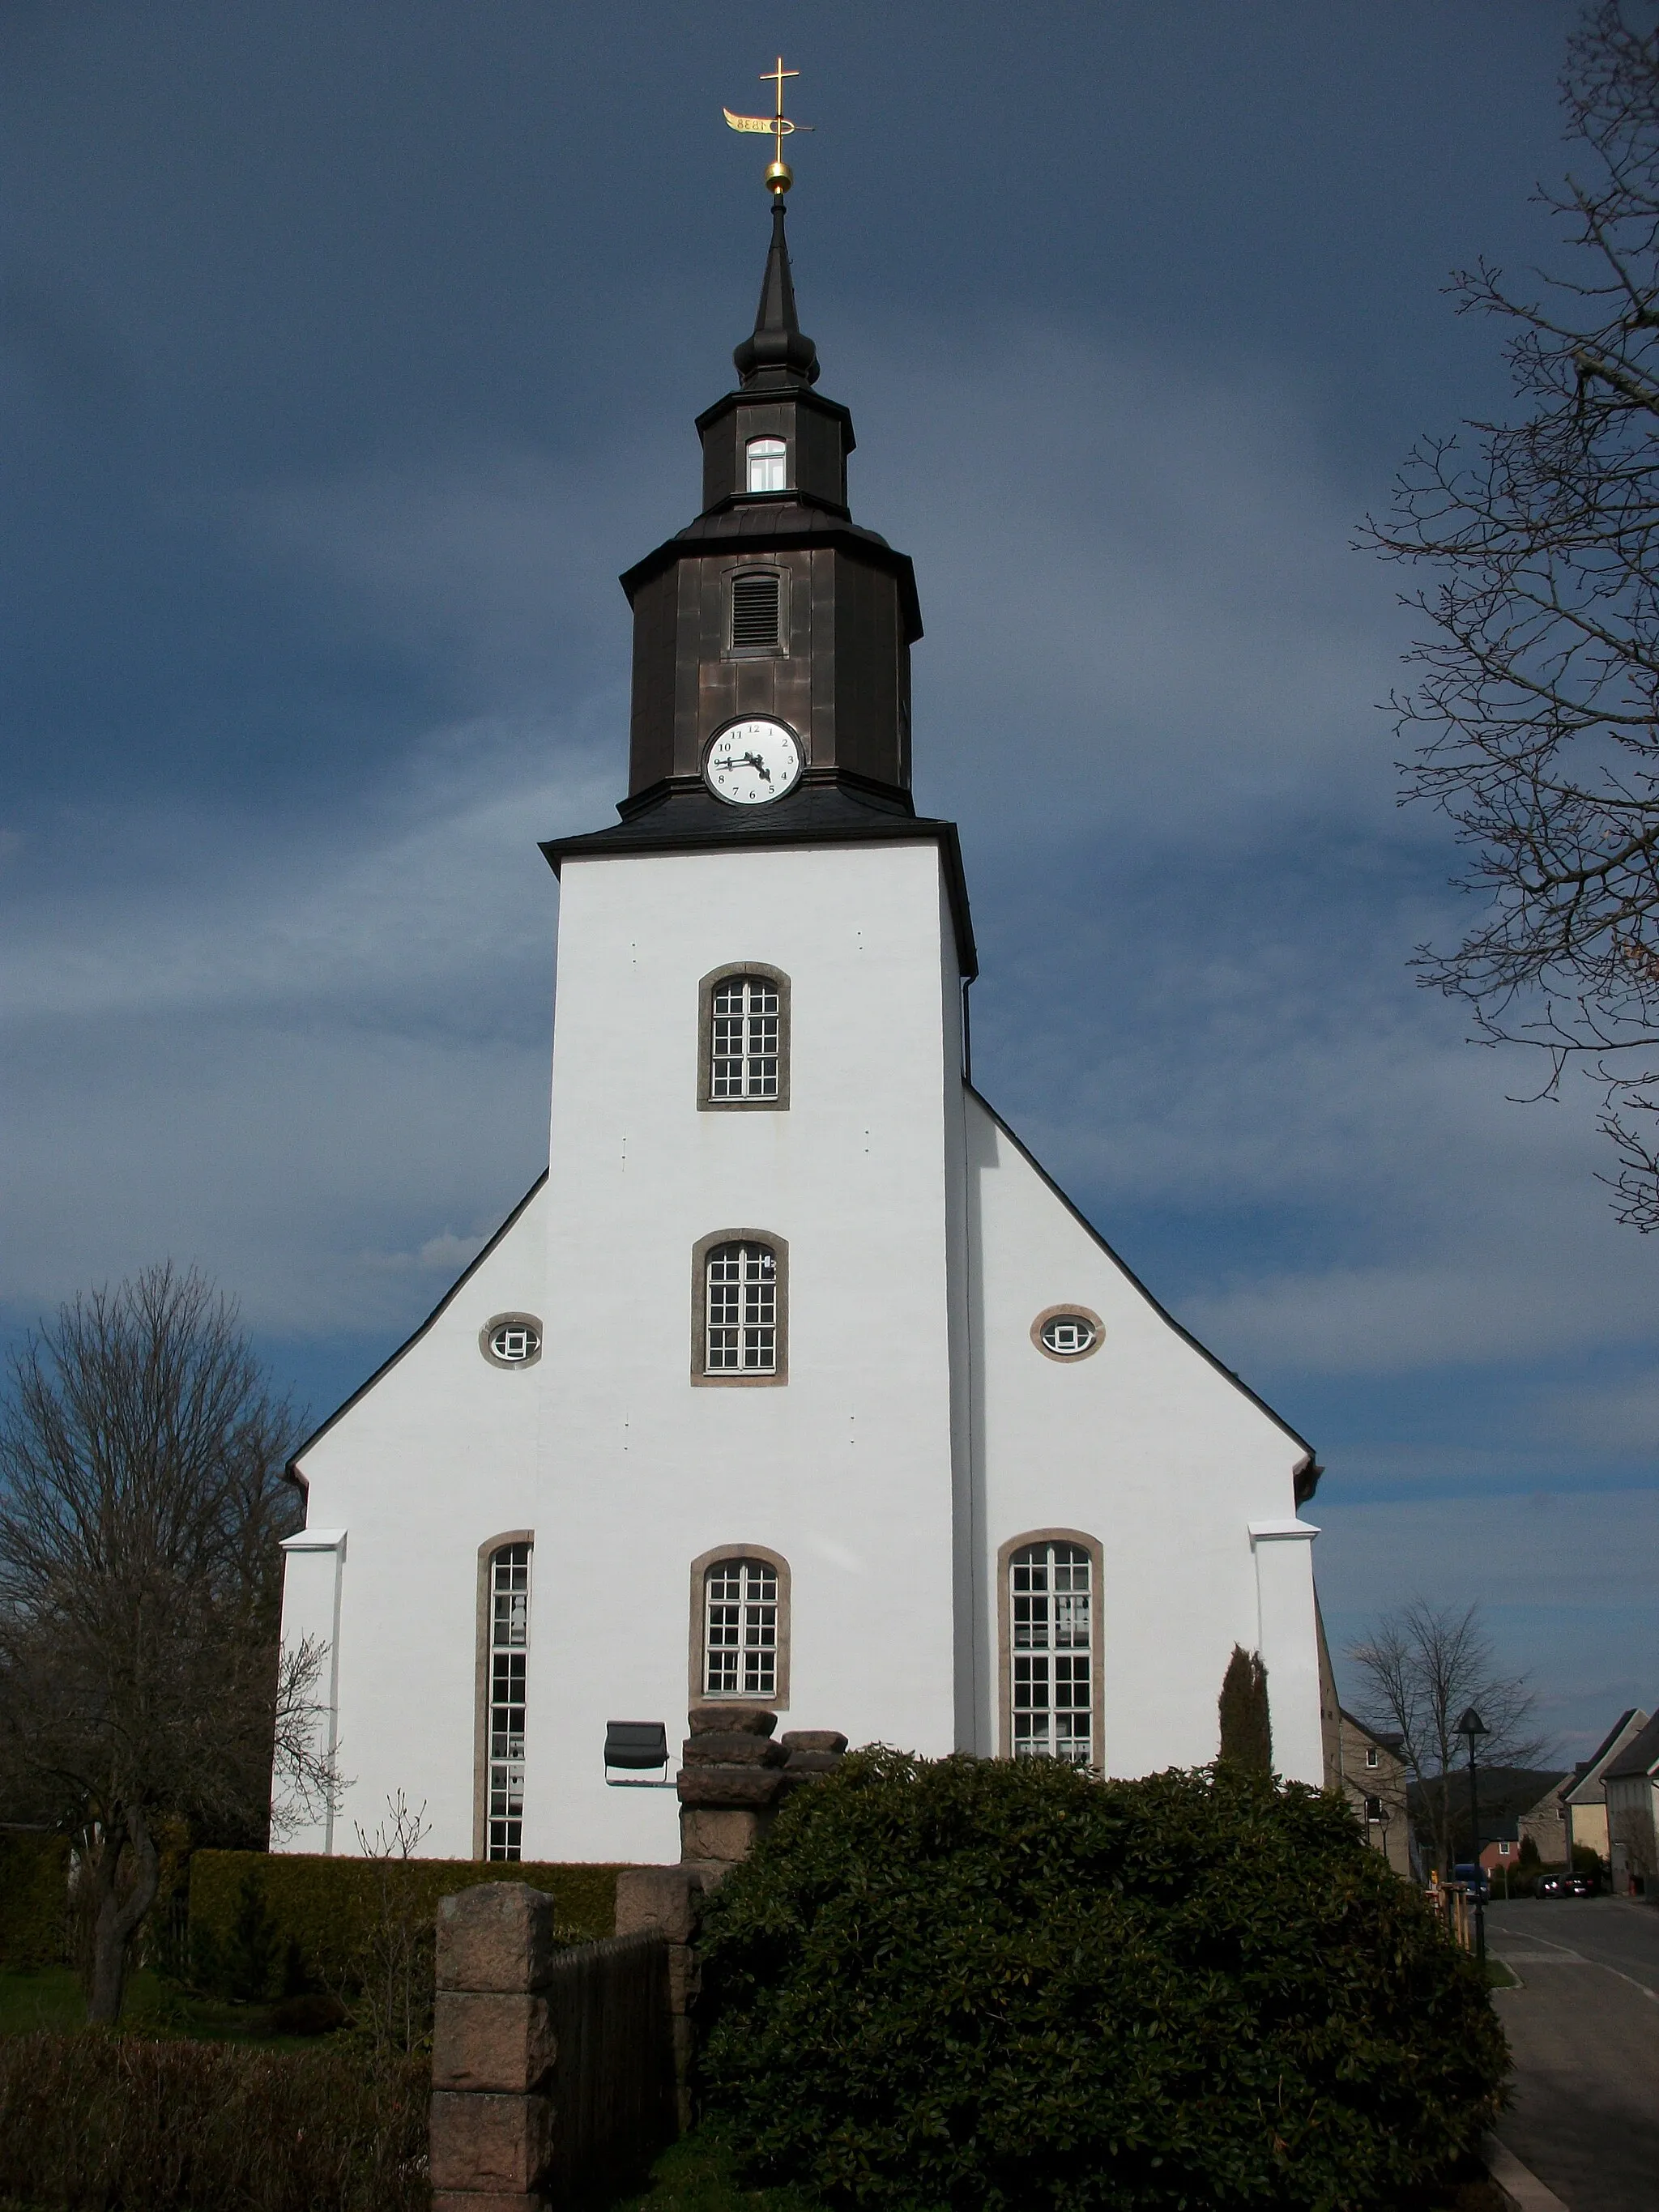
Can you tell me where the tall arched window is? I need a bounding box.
[689,1545,791,1707]
[746,436,787,492]
[1002,1536,1098,1767]
[487,1541,531,1858]
[699,965,790,1110]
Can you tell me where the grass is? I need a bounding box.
[0,1966,327,2048]
[1482,1958,1520,1989]
[612,2127,819,2212]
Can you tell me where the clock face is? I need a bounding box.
[704,718,804,807]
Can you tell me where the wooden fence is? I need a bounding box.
[543,1929,676,2198]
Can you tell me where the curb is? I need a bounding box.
[1486,2133,1568,2212]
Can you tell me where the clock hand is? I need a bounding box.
[739,752,774,783]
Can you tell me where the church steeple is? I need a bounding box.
[604,188,923,816]
[541,142,973,977]
[733,200,819,390]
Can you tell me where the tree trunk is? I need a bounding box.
[85,1804,160,2026]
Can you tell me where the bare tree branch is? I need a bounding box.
[0,1264,329,2023]
[1360,5,1659,1224]
[1346,1599,1550,1879]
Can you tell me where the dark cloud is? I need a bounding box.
[4,0,1649,1723]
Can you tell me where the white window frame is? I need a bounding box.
[706,1242,776,1373]
[746,435,787,492]
[711,974,781,1099]
[487,1541,531,1860]
[997,1531,1102,1768]
[703,1558,778,1697]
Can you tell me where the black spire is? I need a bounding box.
[733,198,819,389]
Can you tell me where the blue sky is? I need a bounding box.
[2,2,1653,1760]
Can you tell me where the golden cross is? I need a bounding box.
[723,55,810,194]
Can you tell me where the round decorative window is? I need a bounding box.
[481,1313,543,1368]
[1032,1306,1104,1362]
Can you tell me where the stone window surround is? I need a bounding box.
[472,1530,535,1860]
[688,1541,791,1714]
[1030,1305,1105,1362]
[995,1528,1106,1766]
[697,963,791,1112]
[690,1228,789,1385]
[479,1311,544,1368]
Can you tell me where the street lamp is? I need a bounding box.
[1457,1707,1489,1971]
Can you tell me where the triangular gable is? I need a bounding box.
[285,1170,548,1489]
[969,1085,1318,1490]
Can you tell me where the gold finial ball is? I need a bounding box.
[766,160,793,195]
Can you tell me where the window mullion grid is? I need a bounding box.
[488,1544,531,1860]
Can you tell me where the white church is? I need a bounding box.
[275,187,1328,1866]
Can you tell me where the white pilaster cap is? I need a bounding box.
[280,1527,348,1553]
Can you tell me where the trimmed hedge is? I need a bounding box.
[0,2030,426,2212]
[189,1850,623,1997]
[699,1751,1509,2212]
[0,1832,70,1969]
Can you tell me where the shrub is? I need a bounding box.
[0,1831,69,1968]
[1216,1647,1271,1774]
[698,1751,1508,2212]
[188,1850,621,1997]
[0,2030,427,2212]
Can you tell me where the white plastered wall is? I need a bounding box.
[963,1094,1324,1784]
[275,1181,551,1856]
[529,840,968,1861]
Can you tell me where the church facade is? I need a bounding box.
[275,198,1326,1865]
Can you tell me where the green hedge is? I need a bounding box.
[0,1833,69,1970]
[190,1850,625,1997]
[0,2030,426,2212]
[699,1752,1508,2212]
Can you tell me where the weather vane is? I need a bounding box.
[724,56,812,196]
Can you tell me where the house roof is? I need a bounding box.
[1340,1710,1405,1757]
[1563,1707,1649,1801]
[1603,1709,1659,1783]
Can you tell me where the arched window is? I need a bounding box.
[692,1231,789,1384]
[746,436,787,492]
[705,1558,778,1696]
[999,1534,1100,1768]
[699,965,790,1110]
[480,1540,531,1859]
[689,1545,791,1707]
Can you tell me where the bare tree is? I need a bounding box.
[0,1264,342,2023]
[1363,4,1659,1225]
[1346,1600,1549,1879]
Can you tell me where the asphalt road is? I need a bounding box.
[1485,1897,1659,2212]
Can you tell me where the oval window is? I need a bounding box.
[1034,1309,1102,1360]
[482,1314,543,1367]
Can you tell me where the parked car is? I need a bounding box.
[1453,1862,1490,1900]
[1535,1870,1598,1898]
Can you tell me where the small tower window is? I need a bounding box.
[731,569,783,651]
[746,436,787,492]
